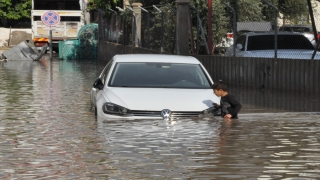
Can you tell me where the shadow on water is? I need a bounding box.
[0,55,320,179]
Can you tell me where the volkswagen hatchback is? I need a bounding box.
[90,54,220,120]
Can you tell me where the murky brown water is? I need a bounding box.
[1,54,320,179]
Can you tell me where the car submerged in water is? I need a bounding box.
[90,54,220,120]
[225,31,320,59]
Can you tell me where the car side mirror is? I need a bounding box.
[236,44,243,50]
[93,78,104,90]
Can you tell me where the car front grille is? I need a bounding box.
[131,111,202,118]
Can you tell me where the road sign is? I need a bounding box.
[41,11,60,27]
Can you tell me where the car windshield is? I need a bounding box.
[109,62,211,88]
[247,34,315,51]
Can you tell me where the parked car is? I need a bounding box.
[225,31,320,59]
[215,22,272,53]
[90,54,220,120]
[215,32,234,53]
[279,24,320,46]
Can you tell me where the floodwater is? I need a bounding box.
[1,54,320,179]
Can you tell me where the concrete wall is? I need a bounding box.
[0,28,32,47]
[100,41,320,94]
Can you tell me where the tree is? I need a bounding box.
[0,0,32,26]
[278,0,309,23]
[237,0,264,22]
[86,0,120,12]
[129,0,161,7]
[262,0,314,24]
[211,0,230,53]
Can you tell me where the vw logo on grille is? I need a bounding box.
[161,109,172,120]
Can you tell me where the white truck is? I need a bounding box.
[31,0,86,52]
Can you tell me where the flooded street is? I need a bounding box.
[1,54,320,179]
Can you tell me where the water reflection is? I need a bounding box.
[0,56,320,179]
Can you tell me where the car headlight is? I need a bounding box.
[102,102,133,116]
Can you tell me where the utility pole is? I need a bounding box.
[175,0,190,55]
[207,0,212,55]
[307,0,318,43]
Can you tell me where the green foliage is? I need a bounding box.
[144,3,175,52]
[190,0,230,53]
[86,0,120,12]
[103,0,315,54]
[0,0,32,19]
[259,0,312,24]
[211,0,230,49]
[129,0,161,6]
[278,0,309,23]
[237,0,264,22]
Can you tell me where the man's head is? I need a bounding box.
[211,81,228,97]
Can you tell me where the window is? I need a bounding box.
[109,62,211,89]
[246,35,315,51]
[235,35,246,50]
[100,60,113,84]
[34,0,80,10]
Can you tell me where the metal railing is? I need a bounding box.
[100,1,320,58]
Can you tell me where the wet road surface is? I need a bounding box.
[1,54,320,179]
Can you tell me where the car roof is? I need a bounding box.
[242,31,306,36]
[112,54,201,64]
[280,24,311,28]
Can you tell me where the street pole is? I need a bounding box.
[207,0,212,55]
[139,6,150,49]
[175,0,190,55]
[307,0,318,44]
[49,29,52,60]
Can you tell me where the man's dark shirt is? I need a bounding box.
[219,94,242,119]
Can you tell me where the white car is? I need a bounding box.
[225,32,320,59]
[90,54,220,120]
[215,22,272,53]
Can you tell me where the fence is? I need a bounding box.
[101,5,176,54]
[100,41,320,94]
[97,2,320,94]
[99,1,320,58]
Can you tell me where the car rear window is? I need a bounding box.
[247,34,315,51]
[109,62,212,89]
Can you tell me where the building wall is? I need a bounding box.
[0,28,32,47]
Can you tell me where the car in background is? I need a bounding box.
[215,32,234,53]
[224,31,320,59]
[90,54,220,120]
[279,24,320,46]
[215,22,272,53]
